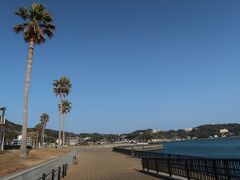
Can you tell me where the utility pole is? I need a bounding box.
[0,107,6,151]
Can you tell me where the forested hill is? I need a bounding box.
[122,123,240,141]
[4,119,77,142]
[4,118,240,142]
[189,123,240,138]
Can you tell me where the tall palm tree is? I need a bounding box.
[35,123,42,148]
[53,77,71,147]
[59,100,72,146]
[40,113,49,146]
[14,3,55,157]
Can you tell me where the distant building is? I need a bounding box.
[56,139,62,145]
[99,138,108,144]
[66,136,79,146]
[220,129,229,137]
[83,137,91,141]
[151,139,162,142]
[184,128,193,132]
[16,135,33,146]
[152,130,159,133]
[220,129,228,133]
[87,142,94,146]
[17,135,22,141]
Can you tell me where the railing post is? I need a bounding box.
[185,159,190,180]
[65,164,68,176]
[131,147,134,158]
[64,164,66,176]
[213,160,219,180]
[147,158,149,172]
[204,159,209,176]
[51,169,55,180]
[155,158,159,174]
[224,160,230,180]
[42,173,46,180]
[58,166,61,180]
[167,158,172,177]
[65,164,67,176]
[62,164,65,178]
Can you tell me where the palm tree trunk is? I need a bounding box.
[20,38,34,158]
[36,130,38,148]
[40,129,42,146]
[42,126,45,147]
[58,94,63,147]
[63,114,65,146]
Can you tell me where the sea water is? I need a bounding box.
[154,137,240,158]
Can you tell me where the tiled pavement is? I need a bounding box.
[65,147,161,180]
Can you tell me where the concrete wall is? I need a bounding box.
[2,150,77,180]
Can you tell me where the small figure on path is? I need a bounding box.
[131,146,135,158]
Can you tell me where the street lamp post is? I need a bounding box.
[0,107,6,151]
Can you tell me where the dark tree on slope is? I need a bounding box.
[40,113,49,146]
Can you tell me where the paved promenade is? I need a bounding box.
[65,146,161,180]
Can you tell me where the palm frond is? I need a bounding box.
[15,6,29,20]
[53,77,72,97]
[40,23,56,30]
[42,11,53,22]
[40,113,50,125]
[43,28,54,38]
[59,99,72,114]
[13,23,27,33]
[14,3,55,44]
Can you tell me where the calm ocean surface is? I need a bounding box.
[154,137,240,158]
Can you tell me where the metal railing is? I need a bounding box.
[112,146,195,159]
[142,157,240,180]
[37,164,68,180]
[113,146,240,180]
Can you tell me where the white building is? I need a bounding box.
[16,135,32,146]
[184,128,193,132]
[152,130,159,133]
[17,135,22,141]
[66,137,79,146]
[220,129,228,133]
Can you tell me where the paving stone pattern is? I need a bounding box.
[65,147,161,180]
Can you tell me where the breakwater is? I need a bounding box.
[124,144,164,151]
[113,145,195,158]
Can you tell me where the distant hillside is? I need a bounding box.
[189,123,240,138]
[121,123,240,141]
[4,119,77,143]
[123,129,154,140]
[79,133,119,142]
[3,119,240,143]
[5,120,22,140]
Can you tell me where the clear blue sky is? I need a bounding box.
[1,0,240,134]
